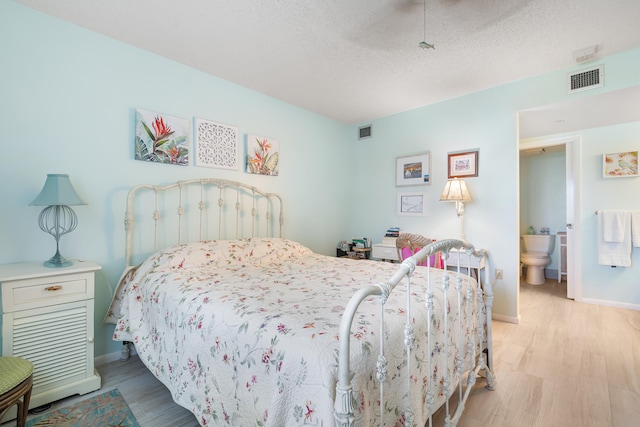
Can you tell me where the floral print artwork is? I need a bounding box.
[111,238,483,426]
[135,108,189,166]
[246,135,279,175]
[603,151,638,177]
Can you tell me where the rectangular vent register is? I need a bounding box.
[567,65,604,93]
[0,260,102,413]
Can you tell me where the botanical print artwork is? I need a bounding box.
[194,118,239,170]
[246,135,279,175]
[135,109,189,166]
[603,151,639,178]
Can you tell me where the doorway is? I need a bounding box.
[518,136,582,301]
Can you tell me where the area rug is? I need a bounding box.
[26,388,139,427]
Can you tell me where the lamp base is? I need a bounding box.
[43,252,72,268]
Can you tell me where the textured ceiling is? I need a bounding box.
[15,0,640,124]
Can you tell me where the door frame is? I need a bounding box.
[518,135,582,301]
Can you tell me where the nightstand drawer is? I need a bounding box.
[372,244,400,261]
[2,273,94,312]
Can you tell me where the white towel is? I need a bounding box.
[597,210,632,267]
[602,210,628,242]
[631,211,640,247]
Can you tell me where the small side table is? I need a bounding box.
[352,247,371,260]
[371,244,400,262]
[446,249,485,280]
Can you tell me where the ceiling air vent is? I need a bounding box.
[358,125,372,140]
[567,65,604,94]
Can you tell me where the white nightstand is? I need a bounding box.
[0,260,102,411]
[372,244,400,262]
[446,248,485,279]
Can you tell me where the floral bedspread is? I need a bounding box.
[110,238,482,426]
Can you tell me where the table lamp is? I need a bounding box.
[439,178,472,241]
[30,174,86,267]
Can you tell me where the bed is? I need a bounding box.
[105,178,495,426]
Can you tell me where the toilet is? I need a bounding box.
[521,234,555,285]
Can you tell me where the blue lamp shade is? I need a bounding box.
[30,174,86,207]
[30,174,86,268]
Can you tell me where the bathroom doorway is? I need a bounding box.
[518,136,581,300]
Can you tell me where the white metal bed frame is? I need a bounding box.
[122,178,284,271]
[116,179,495,426]
[334,239,496,426]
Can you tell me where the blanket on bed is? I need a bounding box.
[108,238,480,427]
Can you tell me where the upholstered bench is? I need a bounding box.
[0,357,34,427]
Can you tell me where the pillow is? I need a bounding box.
[153,238,313,270]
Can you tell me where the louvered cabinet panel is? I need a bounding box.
[0,260,102,410]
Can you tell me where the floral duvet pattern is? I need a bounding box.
[111,238,483,426]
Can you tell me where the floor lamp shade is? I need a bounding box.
[30,174,86,267]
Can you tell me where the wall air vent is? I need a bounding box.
[358,125,372,140]
[567,65,604,94]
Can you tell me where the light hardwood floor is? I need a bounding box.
[17,278,640,426]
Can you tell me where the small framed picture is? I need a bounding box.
[602,151,638,178]
[246,134,280,176]
[448,150,479,178]
[397,192,427,216]
[396,153,431,186]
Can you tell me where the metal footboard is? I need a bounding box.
[334,239,496,426]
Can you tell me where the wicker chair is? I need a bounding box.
[0,357,33,427]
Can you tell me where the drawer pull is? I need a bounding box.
[45,285,63,291]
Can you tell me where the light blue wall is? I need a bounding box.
[0,2,350,357]
[580,122,640,306]
[348,49,640,321]
[2,2,640,358]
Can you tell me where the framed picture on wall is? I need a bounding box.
[447,150,478,178]
[134,108,189,166]
[246,135,280,176]
[602,151,638,178]
[397,192,427,216]
[396,152,431,186]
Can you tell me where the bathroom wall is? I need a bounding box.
[519,147,567,274]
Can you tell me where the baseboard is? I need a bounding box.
[492,312,520,324]
[95,345,138,367]
[579,297,640,311]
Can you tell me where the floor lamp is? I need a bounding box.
[439,178,472,241]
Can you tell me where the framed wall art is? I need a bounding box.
[397,192,427,216]
[447,150,478,178]
[135,108,189,166]
[246,135,279,176]
[396,152,431,186]
[603,151,638,178]
[194,117,239,170]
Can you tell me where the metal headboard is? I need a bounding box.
[123,178,284,269]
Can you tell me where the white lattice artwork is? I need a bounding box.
[194,118,239,170]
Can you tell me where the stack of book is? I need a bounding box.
[352,237,371,249]
[385,227,400,238]
[383,227,400,245]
